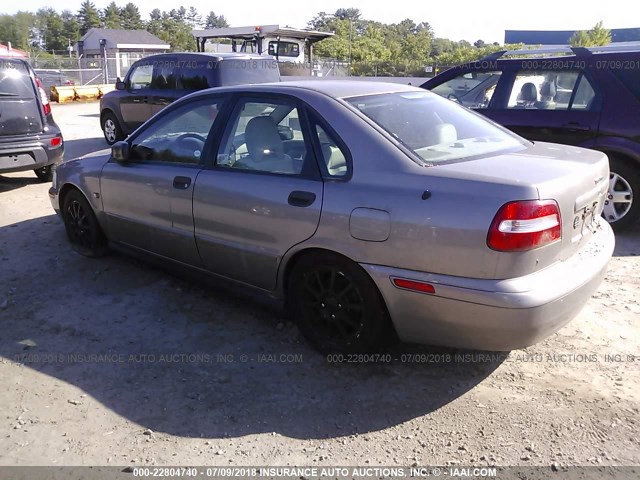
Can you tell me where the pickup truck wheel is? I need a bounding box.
[62,189,109,257]
[34,165,53,182]
[287,251,393,354]
[604,158,640,231]
[102,112,124,146]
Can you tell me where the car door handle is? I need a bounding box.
[173,176,192,190]
[562,122,590,131]
[132,98,142,103]
[288,191,316,207]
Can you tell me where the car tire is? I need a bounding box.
[62,189,109,257]
[33,164,53,182]
[287,251,393,354]
[604,158,640,231]
[102,112,124,146]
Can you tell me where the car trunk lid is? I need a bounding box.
[436,141,609,265]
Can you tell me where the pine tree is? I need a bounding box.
[102,2,122,29]
[77,0,101,36]
[121,3,144,30]
[204,11,229,29]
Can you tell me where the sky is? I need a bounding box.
[3,0,638,44]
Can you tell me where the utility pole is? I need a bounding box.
[348,18,353,76]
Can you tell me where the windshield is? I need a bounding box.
[344,91,527,164]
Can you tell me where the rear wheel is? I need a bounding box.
[604,158,640,231]
[62,189,108,257]
[102,112,124,146]
[287,251,392,354]
[34,164,53,182]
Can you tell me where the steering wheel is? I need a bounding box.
[173,133,206,161]
[175,133,206,145]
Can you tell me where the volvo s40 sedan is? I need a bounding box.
[49,81,615,353]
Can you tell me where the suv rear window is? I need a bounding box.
[0,60,34,98]
[610,69,640,101]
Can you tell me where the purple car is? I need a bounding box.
[421,45,640,230]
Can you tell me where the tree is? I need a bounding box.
[186,7,202,29]
[121,3,144,30]
[102,2,122,29]
[474,39,486,48]
[146,8,163,37]
[570,21,611,47]
[77,0,101,35]
[334,8,361,21]
[35,8,65,51]
[61,10,81,46]
[204,11,229,29]
[0,11,35,51]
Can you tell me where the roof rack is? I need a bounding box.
[481,43,640,61]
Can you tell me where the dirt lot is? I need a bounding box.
[0,102,638,469]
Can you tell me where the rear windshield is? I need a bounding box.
[344,91,527,165]
[0,59,34,98]
[611,68,640,101]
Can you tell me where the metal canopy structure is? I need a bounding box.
[192,25,333,62]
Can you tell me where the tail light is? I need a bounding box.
[34,77,51,116]
[50,136,63,148]
[487,200,561,252]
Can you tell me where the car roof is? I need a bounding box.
[139,52,274,62]
[187,80,420,100]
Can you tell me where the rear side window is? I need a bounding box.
[216,59,280,85]
[611,69,640,101]
[178,62,212,90]
[0,60,34,97]
[505,70,596,111]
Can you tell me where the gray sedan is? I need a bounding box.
[49,81,614,353]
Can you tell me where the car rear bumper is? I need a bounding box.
[0,136,63,174]
[361,219,615,351]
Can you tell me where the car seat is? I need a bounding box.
[237,116,296,174]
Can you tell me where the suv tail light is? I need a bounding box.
[34,77,51,116]
[487,200,561,252]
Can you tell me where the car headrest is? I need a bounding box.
[520,82,538,102]
[245,116,283,161]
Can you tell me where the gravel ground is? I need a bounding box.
[0,102,638,470]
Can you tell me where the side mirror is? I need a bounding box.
[116,79,125,90]
[112,141,130,162]
[277,125,294,141]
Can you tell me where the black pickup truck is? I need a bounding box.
[100,52,280,145]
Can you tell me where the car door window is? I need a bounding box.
[431,71,502,108]
[570,75,596,110]
[506,70,596,110]
[216,99,309,175]
[151,63,177,90]
[128,64,153,90]
[129,99,223,164]
[311,122,350,178]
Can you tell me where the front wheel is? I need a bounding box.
[287,252,393,354]
[603,158,640,231]
[62,189,109,257]
[101,112,124,146]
